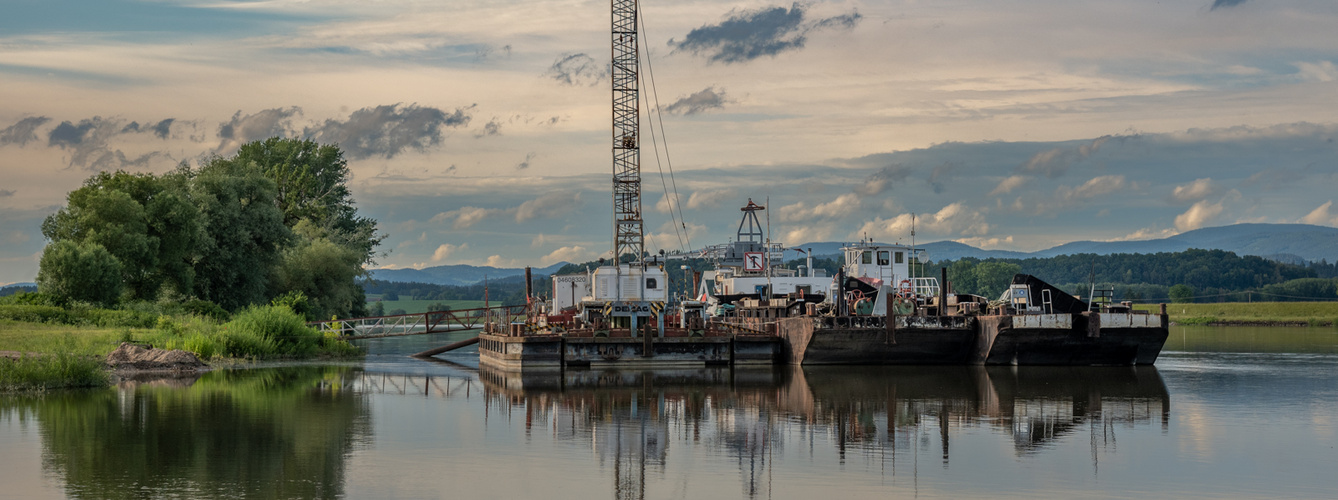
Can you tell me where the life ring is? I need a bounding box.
[898,279,914,296]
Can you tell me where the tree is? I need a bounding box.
[271,234,367,319]
[367,300,385,317]
[37,240,124,306]
[974,261,1022,299]
[1169,284,1194,303]
[381,290,399,301]
[228,138,382,265]
[189,160,293,311]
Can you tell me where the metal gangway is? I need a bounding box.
[310,304,530,340]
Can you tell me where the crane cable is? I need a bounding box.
[637,4,691,254]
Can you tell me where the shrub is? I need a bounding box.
[0,305,72,324]
[223,305,322,358]
[182,299,230,322]
[37,240,124,306]
[270,290,312,320]
[0,339,109,392]
[4,292,63,307]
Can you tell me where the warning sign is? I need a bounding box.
[743,252,764,272]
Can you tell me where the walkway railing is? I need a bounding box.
[311,304,531,340]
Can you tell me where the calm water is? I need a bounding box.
[2,326,1336,499]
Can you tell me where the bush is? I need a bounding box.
[222,305,322,358]
[182,299,230,322]
[270,291,312,320]
[0,304,72,324]
[0,339,109,392]
[3,292,63,307]
[37,240,124,306]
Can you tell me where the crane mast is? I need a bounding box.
[611,0,642,264]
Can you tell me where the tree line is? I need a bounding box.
[36,138,380,319]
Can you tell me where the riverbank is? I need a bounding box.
[0,305,364,391]
[1136,302,1338,326]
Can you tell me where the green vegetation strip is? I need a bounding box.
[1135,302,1338,326]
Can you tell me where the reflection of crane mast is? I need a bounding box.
[611,0,643,264]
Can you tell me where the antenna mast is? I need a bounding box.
[611,0,643,264]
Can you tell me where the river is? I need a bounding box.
[2,325,1335,499]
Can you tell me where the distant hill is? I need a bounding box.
[795,223,1338,264]
[368,262,568,286]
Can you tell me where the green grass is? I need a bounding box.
[1134,302,1338,326]
[1,334,111,392]
[364,299,488,315]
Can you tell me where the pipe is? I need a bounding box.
[411,335,479,358]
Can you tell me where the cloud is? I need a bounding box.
[954,235,1014,249]
[854,164,914,197]
[1210,0,1250,10]
[515,191,580,222]
[431,206,503,229]
[1018,135,1112,178]
[1301,201,1338,227]
[217,107,301,153]
[304,104,471,159]
[779,193,860,222]
[1294,61,1338,83]
[46,116,169,170]
[664,86,731,115]
[476,118,502,138]
[685,189,736,210]
[0,117,52,146]
[855,202,990,240]
[988,175,1030,197]
[431,243,467,262]
[516,152,536,170]
[0,190,13,197]
[669,3,862,64]
[540,246,590,266]
[1171,178,1217,203]
[1056,175,1126,203]
[121,118,176,139]
[544,53,605,86]
[1174,199,1225,231]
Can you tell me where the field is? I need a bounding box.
[1135,302,1338,326]
[365,299,489,315]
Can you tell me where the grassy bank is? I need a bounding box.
[1134,302,1338,326]
[1,304,363,392]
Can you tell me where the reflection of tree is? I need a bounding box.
[30,367,370,500]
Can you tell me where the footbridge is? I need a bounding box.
[309,304,529,340]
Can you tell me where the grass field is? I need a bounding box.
[1134,302,1338,326]
[364,299,489,315]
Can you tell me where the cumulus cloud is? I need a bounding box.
[1174,199,1225,231]
[669,3,862,64]
[431,243,467,262]
[1301,201,1338,226]
[217,107,302,153]
[516,152,536,170]
[855,202,990,240]
[544,53,605,86]
[782,224,837,245]
[304,104,471,159]
[1056,175,1126,203]
[516,191,580,222]
[779,193,861,222]
[664,86,731,115]
[540,246,590,266]
[854,164,914,197]
[988,175,1030,197]
[1171,178,1217,203]
[1018,135,1112,178]
[431,206,503,229]
[954,235,1014,249]
[685,189,736,210]
[121,118,175,139]
[0,190,14,197]
[0,117,52,146]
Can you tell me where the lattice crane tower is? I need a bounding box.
[611,0,643,264]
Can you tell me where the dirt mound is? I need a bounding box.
[106,343,208,372]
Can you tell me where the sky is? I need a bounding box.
[2,0,1337,284]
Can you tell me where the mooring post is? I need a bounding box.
[940,267,948,317]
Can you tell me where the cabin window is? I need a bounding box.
[895,251,904,264]
[646,278,657,289]
[862,251,873,264]
[877,251,890,266]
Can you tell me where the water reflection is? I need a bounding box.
[7,367,371,500]
[478,365,1170,499]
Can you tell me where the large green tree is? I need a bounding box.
[36,240,124,306]
[187,161,294,311]
[41,171,199,300]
